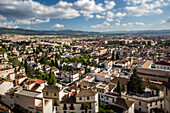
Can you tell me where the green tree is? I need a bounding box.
[0,48,6,53]
[27,65,34,78]
[55,59,58,68]
[24,60,29,74]
[51,60,55,66]
[116,80,121,96]
[116,52,119,60]
[127,69,143,94]
[83,103,90,113]
[47,68,56,86]
[111,51,114,60]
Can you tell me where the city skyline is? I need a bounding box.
[0,0,170,31]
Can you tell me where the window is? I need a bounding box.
[16,96,19,98]
[87,97,89,100]
[161,104,162,109]
[79,97,82,100]
[166,88,168,96]
[107,97,108,100]
[139,108,141,111]
[156,101,157,105]
[101,96,103,98]
[81,112,84,113]
[63,104,67,110]
[112,99,114,103]
[64,111,67,113]
[89,111,91,113]
[46,92,48,96]
[70,104,74,110]
[150,102,152,107]
[54,93,57,96]
[139,102,141,106]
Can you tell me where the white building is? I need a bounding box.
[14,89,52,113]
[63,72,79,83]
[155,62,170,70]
[60,89,99,113]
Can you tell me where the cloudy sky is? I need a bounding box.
[0,0,170,31]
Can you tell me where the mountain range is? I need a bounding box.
[0,27,170,36]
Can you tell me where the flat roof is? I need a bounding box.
[15,89,41,98]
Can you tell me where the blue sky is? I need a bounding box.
[0,0,170,31]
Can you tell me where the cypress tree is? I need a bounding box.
[24,60,29,74]
[111,51,114,60]
[116,52,119,60]
[47,68,56,86]
[117,80,121,96]
[127,69,143,94]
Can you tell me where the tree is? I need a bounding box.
[116,52,119,60]
[116,80,121,96]
[127,69,143,94]
[51,60,55,66]
[47,68,56,86]
[83,103,90,113]
[55,59,58,68]
[0,48,6,53]
[27,65,34,78]
[111,51,114,60]
[24,60,29,75]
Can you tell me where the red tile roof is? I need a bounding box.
[32,78,46,85]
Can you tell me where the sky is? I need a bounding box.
[0,0,170,32]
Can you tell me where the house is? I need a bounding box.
[0,68,15,80]
[155,62,170,70]
[90,67,100,73]
[95,73,107,82]
[142,60,153,68]
[104,60,112,68]
[16,77,47,92]
[43,86,64,113]
[14,89,53,113]
[60,89,99,113]
[100,93,134,113]
[163,82,170,113]
[84,76,95,82]
[0,80,13,96]
[79,81,96,89]
[137,67,170,77]
[63,72,79,83]
[1,87,20,109]
[122,82,164,113]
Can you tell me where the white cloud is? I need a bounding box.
[115,12,126,17]
[122,22,145,27]
[104,0,116,10]
[115,23,120,26]
[160,20,166,24]
[106,11,114,18]
[74,0,105,19]
[106,18,113,22]
[124,0,153,5]
[96,14,105,19]
[90,21,110,28]
[124,1,164,17]
[26,26,31,29]
[160,17,170,24]
[0,0,80,20]
[52,23,64,28]
[52,24,64,28]
[0,15,6,21]
[16,18,50,25]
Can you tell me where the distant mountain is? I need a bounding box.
[0,27,170,36]
[106,29,170,34]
